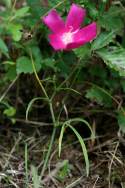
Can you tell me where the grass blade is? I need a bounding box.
[68,124,89,176]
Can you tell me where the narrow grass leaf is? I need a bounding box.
[59,124,65,157]
[26,97,44,121]
[68,118,94,139]
[68,124,89,176]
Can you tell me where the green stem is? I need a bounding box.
[30,51,57,180]
[0,76,19,103]
[40,127,56,180]
[49,102,56,126]
[31,53,49,100]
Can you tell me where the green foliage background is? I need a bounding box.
[0,0,125,132]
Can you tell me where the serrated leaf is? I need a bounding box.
[88,4,99,19]
[99,6,124,31]
[91,32,115,50]
[96,47,125,77]
[105,6,124,17]
[16,56,33,74]
[85,86,112,107]
[16,54,41,74]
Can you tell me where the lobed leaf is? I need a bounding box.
[96,47,125,77]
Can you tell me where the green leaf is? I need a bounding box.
[59,117,94,177]
[74,44,91,59]
[42,58,57,71]
[16,53,42,75]
[16,56,33,74]
[68,124,89,176]
[26,0,47,18]
[8,23,23,41]
[86,86,112,107]
[30,46,42,71]
[59,124,65,157]
[56,160,70,181]
[88,4,99,19]
[99,6,124,31]
[13,6,30,19]
[0,38,8,56]
[6,65,17,81]
[25,44,42,71]
[56,60,70,77]
[26,97,43,120]
[91,32,116,50]
[67,118,94,136]
[96,47,125,76]
[3,106,16,117]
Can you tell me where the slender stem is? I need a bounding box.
[49,102,56,126]
[7,0,17,22]
[30,51,57,179]
[30,52,57,125]
[12,0,17,10]
[0,76,19,103]
[31,53,49,100]
[40,127,57,179]
[57,58,82,90]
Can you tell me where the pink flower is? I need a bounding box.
[42,4,97,51]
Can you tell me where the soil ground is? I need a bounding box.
[0,123,125,188]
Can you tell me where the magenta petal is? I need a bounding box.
[66,22,97,49]
[65,3,86,31]
[74,22,97,43]
[66,43,83,50]
[49,33,66,50]
[42,10,65,33]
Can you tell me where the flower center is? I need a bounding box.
[62,32,73,45]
